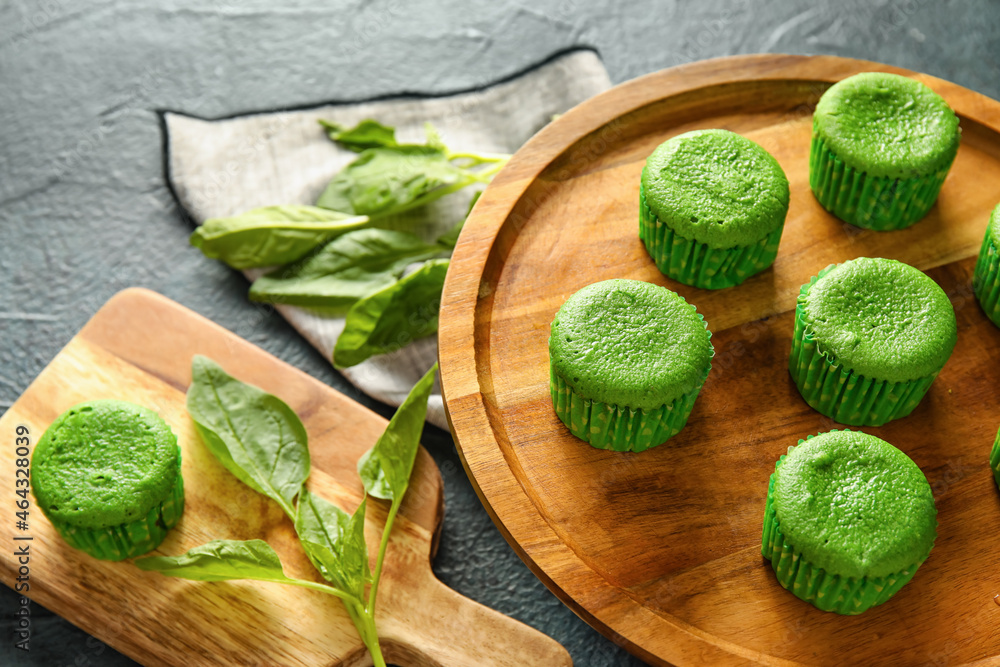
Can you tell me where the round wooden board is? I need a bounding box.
[438,54,1000,666]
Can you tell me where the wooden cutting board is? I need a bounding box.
[0,287,571,667]
[439,54,1000,666]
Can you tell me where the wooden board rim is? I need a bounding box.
[438,53,1000,666]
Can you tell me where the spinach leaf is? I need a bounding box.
[358,364,437,618]
[145,351,441,667]
[320,119,398,152]
[248,229,443,310]
[190,206,368,269]
[315,146,474,216]
[135,539,291,582]
[186,355,310,518]
[357,363,437,501]
[134,539,362,604]
[295,491,369,601]
[333,259,449,367]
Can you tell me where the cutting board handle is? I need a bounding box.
[381,571,573,667]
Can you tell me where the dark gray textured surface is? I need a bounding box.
[1,1,998,665]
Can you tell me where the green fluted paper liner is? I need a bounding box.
[550,369,705,452]
[639,185,782,289]
[991,427,1000,489]
[789,267,937,426]
[761,453,923,615]
[53,461,185,561]
[809,134,954,231]
[973,232,1000,328]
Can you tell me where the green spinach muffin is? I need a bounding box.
[810,72,960,230]
[973,202,1000,327]
[762,430,937,614]
[549,279,713,452]
[32,400,184,561]
[640,129,789,289]
[790,257,956,426]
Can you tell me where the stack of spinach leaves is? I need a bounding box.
[189,119,507,367]
[137,356,437,667]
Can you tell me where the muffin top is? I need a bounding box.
[800,257,957,383]
[549,279,713,410]
[641,129,789,248]
[813,72,960,179]
[773,430,937,579]
[32,400,180,529]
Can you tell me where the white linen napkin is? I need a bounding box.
[165,48,611,428]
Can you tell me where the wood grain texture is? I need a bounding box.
[439,54,1000,666]
[0,288,571,667]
